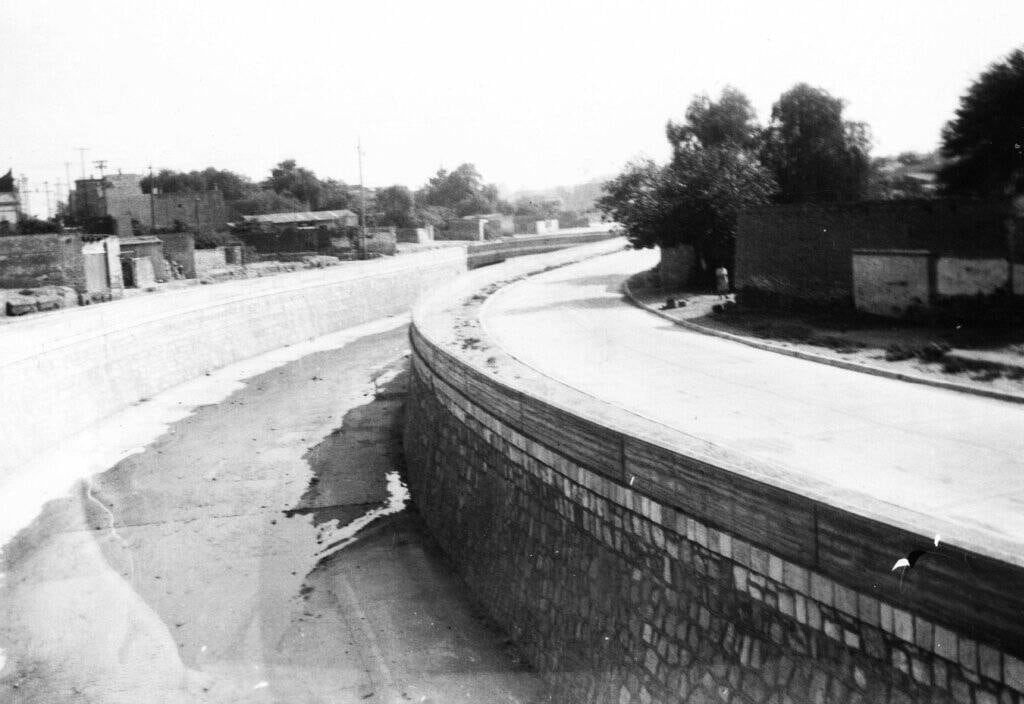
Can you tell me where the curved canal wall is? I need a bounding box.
[0,248,467,475]
[404,242,1024,704]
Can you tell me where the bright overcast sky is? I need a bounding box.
[3,1,1023,216]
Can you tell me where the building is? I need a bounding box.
[0,170,20,232]
[240,210,359,231]
[71,173,228,237]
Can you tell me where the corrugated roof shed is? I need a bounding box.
[242,210,357,225]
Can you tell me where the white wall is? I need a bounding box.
[852,252,930,318]
[936,257,1009,297]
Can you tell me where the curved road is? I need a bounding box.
[481,248,1024,563]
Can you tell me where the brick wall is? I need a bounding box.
[159,232,196,279]
[735,199,1011,308]
[404,260,1024,704]
[0,233,86,290]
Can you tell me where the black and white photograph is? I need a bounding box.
[2,2,1024,702]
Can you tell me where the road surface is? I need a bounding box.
[481,248,1024,564]
[0,319,540,703]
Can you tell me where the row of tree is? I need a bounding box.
[599,46,1024,275]
[142,160,565,228]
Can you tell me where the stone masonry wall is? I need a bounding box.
[0,233,86,290]
[404,322,1024,704]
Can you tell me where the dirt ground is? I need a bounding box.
[630,276,1024,399]
[0,325,541,704]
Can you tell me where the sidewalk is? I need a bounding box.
[625,273,1024,403]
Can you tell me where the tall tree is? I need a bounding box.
[667,86,762,152]
[418,163,498,216]
[141,168,253,201]
[938,47,1024,198]
[761,83,872,202]
[263,159,322,209]
[375,185,416,227]
[600,88,777,268]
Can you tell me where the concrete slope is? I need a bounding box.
[480,248,1024,564]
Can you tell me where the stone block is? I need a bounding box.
[750,546,768,574]
[911,657,931,686]
[933,624,957,662]
[879,602,894,634]
[857,594,879,627]
[1004,654,1024,694]
[892,607,914,643]
[712,531,730,558]
[782,562,809,594]
[914,616,933,651]
[959,637,978,672]
[732,539,751,568]
[980,644,1002,682]
[810,573,833,606]
[834,584,857,617]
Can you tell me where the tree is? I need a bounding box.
[666,85,762,152]
[418,163,498,216]
[597,159,671,247]
[761,83,872,202]
[375,185,416,227]
[938,48,1024,197]
[511,195,561,219]
[230,189,307,216]
[141,168,253,201]
[263,159,322,209]
[319,179,355,210]
[599,87,777,269]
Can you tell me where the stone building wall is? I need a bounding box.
[404,289,1024,704]
[0,233,86,290]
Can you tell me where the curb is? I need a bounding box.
[622,276,1024,406]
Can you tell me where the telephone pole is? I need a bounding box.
[43,181,52,219]
[18,175,29,218]
[76,148,89,179]
[357,139,367,257]
[148,164,156,231]
[93,160,108,216]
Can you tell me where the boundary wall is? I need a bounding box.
[0,248,467,475]
[404,243,1024,704]
[467,228,620,269]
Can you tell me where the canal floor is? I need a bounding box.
[0,320,541,703]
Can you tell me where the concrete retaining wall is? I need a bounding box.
[404,247,1024,704]
[468,228,621,269]
[0,248,467,474]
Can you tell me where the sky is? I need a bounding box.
[3,0,1024,217]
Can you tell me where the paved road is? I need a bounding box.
[0,320,539,703]
[481,248,1024,563]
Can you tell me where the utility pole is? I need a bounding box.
[357,139,367,258]
[76,148,88,179]
[93,160,108,216]
[18,175,29,218]
[64,162,74,216]
[148,164,156,231]
[43,181,52,219]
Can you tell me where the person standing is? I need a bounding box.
[715,265,730,299]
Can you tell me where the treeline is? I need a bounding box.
[142,160,567,228]
[599,45,1024,272]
